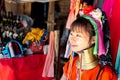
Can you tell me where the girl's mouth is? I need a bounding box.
[71,45,78,47]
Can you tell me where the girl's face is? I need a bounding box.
[69,28,92,52]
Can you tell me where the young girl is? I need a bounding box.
[60,15,117,80]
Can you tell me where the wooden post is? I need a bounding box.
[47,1,61,80]
[24,2,31,16]
[16,2,31,16]
[47,1,55,31]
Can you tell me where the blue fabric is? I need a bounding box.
[40,30,49,42]
[115,41,120,78]
[60,28,70,46]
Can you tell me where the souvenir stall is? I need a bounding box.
[0,0,59,80]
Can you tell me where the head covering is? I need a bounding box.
[64,2,106,58]
[79,8,106,56]
[81,15,98,55]
[81,13,106,56]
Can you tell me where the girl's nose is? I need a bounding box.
[70,36,77,42]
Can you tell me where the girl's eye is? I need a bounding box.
[70,33,73,36]
[76,34,82,37]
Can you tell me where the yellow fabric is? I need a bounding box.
[22,28,45,44]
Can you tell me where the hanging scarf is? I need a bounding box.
[109,0,120,66]
[42,31,54,77]
[66,0,81,29]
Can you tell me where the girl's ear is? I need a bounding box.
[90,36,95,45]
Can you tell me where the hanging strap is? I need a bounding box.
[96,65,104,80]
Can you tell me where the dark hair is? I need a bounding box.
[70,17,95,40]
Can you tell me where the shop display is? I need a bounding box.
[0,11,49,58]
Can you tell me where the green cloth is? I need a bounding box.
[81,15,98,55]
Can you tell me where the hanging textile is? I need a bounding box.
[64,0,81,58]
[54,30,60,58]
[102,0,114,23]
[66,0,81,29]
[42,31,54,77]
[109,0,120,66]
[115,41,120,79]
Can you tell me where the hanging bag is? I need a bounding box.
[2,40,23,58]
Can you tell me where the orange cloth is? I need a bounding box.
[63,57,117,80]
